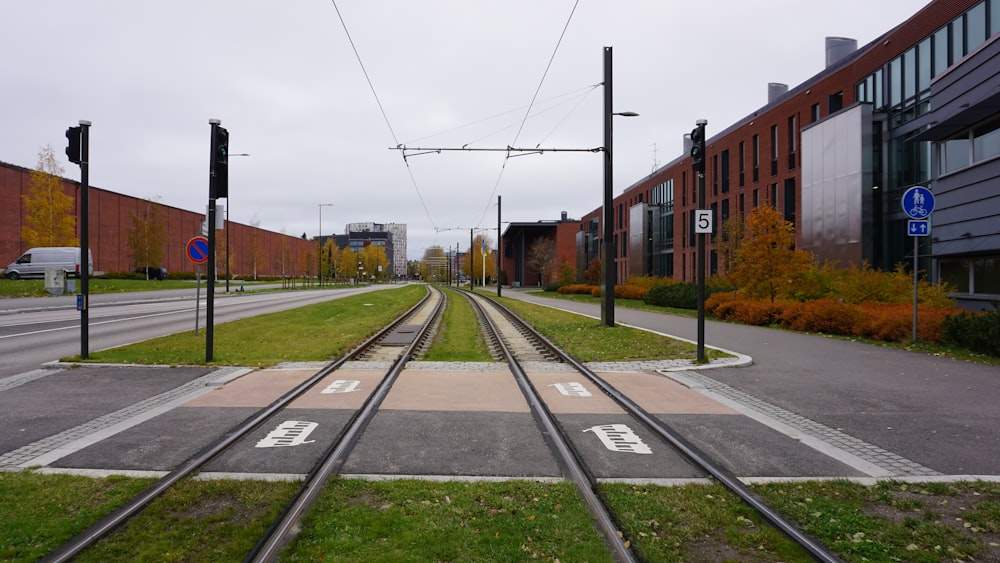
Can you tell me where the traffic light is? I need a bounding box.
[66,126,82,164]
[690,123,705,174]
[212,126,229,199]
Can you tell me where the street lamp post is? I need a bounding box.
[601,46,639,328]
[225,153,249,292]
[318,203,332,286]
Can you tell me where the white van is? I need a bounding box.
[4,247,93,280]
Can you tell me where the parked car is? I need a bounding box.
[4,247,93,280]
[135,266,168,280]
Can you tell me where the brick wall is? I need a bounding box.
[1,160,313,277]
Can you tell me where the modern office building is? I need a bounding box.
[345,222,407,277]
[575,0,999,310]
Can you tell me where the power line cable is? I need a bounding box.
[476,0,580,228]
[330,0,438,230]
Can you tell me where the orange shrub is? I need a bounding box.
[705,294,779,325]
[856,303,960,344]
[557,284,596,295]
[778,299,866,334]
[615,284,649,300]
[704,291,738,316]
[712,299,740,321]
[730,300,782,326]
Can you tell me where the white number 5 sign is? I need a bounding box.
[695,209,713,234]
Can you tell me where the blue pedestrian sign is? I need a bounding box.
[908,220,930,236]
[901,186,935,219]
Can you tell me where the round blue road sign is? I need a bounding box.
[902,186,935,219]
[187,236,209,264]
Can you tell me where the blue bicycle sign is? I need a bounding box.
[902,186,935,219]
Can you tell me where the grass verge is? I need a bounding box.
[5,473,997,561]
[78,285,427,367]
[490,291,726,362]
[421,288,494,362]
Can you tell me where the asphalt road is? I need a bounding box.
[0,284,398,377]
[504,290,1000,477]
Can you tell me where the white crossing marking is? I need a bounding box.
[584,424,652,454]
[551,382,592,397]
[321,379,361,394]
[255,420,318,448]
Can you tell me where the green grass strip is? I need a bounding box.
[421,288,494,362]
[82,285,426,367]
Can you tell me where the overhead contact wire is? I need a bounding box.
[476,0,580,228]
[330,0,438,231]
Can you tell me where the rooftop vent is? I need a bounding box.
[826,37,857,68]
[768,82,789,104]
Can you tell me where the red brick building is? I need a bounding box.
[1,160,314,278]
[501,212,581,287]
[578,0,999,310]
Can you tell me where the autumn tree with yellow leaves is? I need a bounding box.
[21,145,77,248]
[729,205,815,303]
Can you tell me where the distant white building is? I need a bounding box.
[345,222,407,277]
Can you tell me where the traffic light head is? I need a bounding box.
[66,126,82,164]
[211,126,229,199]
[690,125,705,174]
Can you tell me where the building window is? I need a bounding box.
[992,0,1000,39]
[975,256,1000,294]
[783,178,796,224]
[770,124,779,176]
[720,149,730,193]
[942,137,971,174]
[829,91,844,113]
[753,188,760,207]
[918,37,932,94]
[787,115,798,169]
[738,141,745,186]
[940,258,971,292]
[752,134,760,183]
[933,26,950,76]
[712,154,719,196]
[953,20,966,63]
[974,119,1000,162]
[811,103,821,123]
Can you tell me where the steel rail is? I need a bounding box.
[247,287,446,562]
[475,291,843,563]
[461,290,637,563]
[42,286,434,563]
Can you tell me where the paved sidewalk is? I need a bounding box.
[502,289,1000,478]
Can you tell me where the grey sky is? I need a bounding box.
[2,1,929,259]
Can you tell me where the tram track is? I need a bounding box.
[43,286,445,563]
[459,289,842,563]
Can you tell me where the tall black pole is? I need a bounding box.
[601,46,615,327]
[207,119,219,362]
[497,195,502,297]
[79,120,91,359]
[469,229,474,291]
[696,119,707,362]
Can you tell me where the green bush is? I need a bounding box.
[942,304,1000,357]
[644,282,707,310]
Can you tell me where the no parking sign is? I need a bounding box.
[186,236,209,264]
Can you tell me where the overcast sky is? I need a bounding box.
[3,1,930,260]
